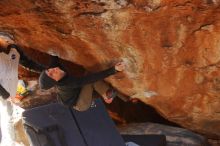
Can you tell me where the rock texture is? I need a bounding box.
[0,0,220,139]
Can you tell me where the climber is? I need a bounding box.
[1,40,127,111]
[39,55,126,111]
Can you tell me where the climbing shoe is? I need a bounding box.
[106,88,117,99]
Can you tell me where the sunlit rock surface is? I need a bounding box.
[0,0,220,139]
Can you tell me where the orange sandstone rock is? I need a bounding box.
[0,0,220,139]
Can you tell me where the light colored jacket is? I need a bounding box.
[0,48,19,97]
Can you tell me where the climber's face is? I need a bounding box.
[46,67,66,81]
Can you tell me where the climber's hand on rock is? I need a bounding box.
[0,35,14,48]
[115,61,125,72]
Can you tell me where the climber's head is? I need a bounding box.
[39,56,66,89]
[39,67,66,89]
[46,67,66,81]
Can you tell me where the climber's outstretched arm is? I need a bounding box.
[7,44,47,73]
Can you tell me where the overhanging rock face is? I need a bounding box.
[0,0,220,139]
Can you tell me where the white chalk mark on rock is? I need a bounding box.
[131,91,158,99]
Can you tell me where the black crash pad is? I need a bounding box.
[72,99,125,146]
[122,135,166,146]
[22,99,125,146]
[22,102,86,146]
[23,99,167,146]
